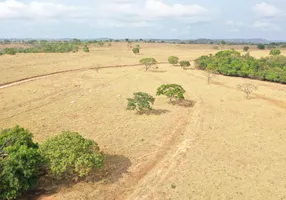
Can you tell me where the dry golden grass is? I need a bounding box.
[1,43,286,200]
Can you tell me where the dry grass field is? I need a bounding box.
[0,43,286,200]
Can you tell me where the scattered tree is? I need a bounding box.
[156,84,186,102]
[237,83,257,99]
[0,126,42,200]
[179,61,191,68]
[139,58,158,71]
[204,70,217,84]
[168,56,179,65]
[83,45,90,52]
[243,46,250,52]
[132,47,140,55]
[40,131,103,180]
[269,49,281,56]
[127,92,155,113]
[257,44,265,50]
[98,41,104,47]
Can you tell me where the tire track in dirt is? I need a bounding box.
[0,62,168,89]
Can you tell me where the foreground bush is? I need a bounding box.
[157,84,185,101]
[127,92,155,112]
[40,132,103,180]
[194,50,286,83]
[0,126,42,200]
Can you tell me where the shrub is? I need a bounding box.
[0,126,42,200]
[139,58,157,71]
[168,56,179,65]
[83,45,90,52]
[269,49,281,56]
[179,61,190,68]
[237,83,257,99]
[98,41,104,47]
[243,46,250,52]
[132,47,139,55]
[257,44,265,50]
[127,92,155,112]
[156,84,185,101]
[40,132,103,180]
[4,48,17,55]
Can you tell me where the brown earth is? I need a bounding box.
[0,44,286,200]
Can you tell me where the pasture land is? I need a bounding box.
[1,43,286,200]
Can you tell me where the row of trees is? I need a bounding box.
[0,126,103,199]
[127,84,186,113]
[194,50,286,83]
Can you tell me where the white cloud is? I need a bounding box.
[253,2,281,17]
[252,21,281,31]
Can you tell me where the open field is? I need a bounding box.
[1,44,286,199]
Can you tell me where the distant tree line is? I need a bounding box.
[195,50,286,84]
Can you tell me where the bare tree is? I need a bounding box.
[237,83,257,99]
[204,70,217,84]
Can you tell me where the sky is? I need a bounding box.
[0,0,285,40]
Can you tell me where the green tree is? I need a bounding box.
[257,44,266,50]
[269,49,281,56]
[0,126,42,200]
[156,84,186,101]
[40,132,103,180]
[98,41,104,47]
[220,40,226,45]
[139,58,157,71]
[127,92,155,113]
[83,45,90,52]
[168,56,179,65]
[132,47,140,55]
[179,61,190,68]
[243,46,250,52]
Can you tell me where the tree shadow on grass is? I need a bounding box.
[136,109,170,116]
[169,99,196,108]
[22,154,131,199]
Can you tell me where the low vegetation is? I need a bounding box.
[269,49,281,56]
[0,126,103,199]
[195,50,286,83]
[132,47,140,55]
[156,84,185,101]
[179,61,190,68]
[237,83,257,99]
[257,44,265,50]
[83,45,90,52]
[243,46,249,52]
[127,92,155,113]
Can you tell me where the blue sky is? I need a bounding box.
[0,0,285,39]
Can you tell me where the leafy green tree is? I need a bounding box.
[132,47,140,55]
[127,92,155,113]
[0,126,42,200]
[257,44,265,50]
[168,56,179,65]
[269,49,281,56]
[139,58,157,71]
[243,46,250,52]
[40,132,103,180]
[179,61,190,68]
[83,45,90,52]
[156,84,186,101]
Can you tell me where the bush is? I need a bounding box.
[139,58,157,71]
[270,49,281,56]
[257,44,265,50]
[4,48,17,55]
[127,92,155,112]
[156,84,185,101]
[168,56,179,65]
[98,41,104,47]
[83,45,90,52]
[179,61,190,68]
[40,132,103,180]
[0,126,42,200]
[132,47,139,55]
[243,46,250,52]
